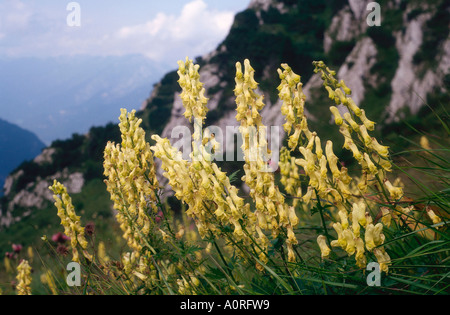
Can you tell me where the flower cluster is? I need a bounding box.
[49,180,91,263]
[234,60,299,263]
[103,108,161,283]
[276,61,395,272]
[16,259,32,295]
[151,58,257,266]
[311,61,397,271]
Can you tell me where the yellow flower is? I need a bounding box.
[427,208,442,225]
[98,241,110,264]
[360,109,375,131]
[325,141,341,178]
[359,125,372,146]
[384,179,404,200]
[354,237,366,268]
[337,204,349,229]
[16,259,32,295]
[365,223,385,251]
[380,207,392,227]
[351,202,366,237]
[368,138,389,158]
[343,229,356,255]
[329,106,343,125]
[347,140,363,162]
[339,80,352,95]
[41,271,57,295]
[347,98,362,116]
[343,112,359,131]
[373,248,391,273]
[363,153,378,175]
[49,180,91,263]
[331,222,346,249]
[4,257,12,274]
[317,235,331,259]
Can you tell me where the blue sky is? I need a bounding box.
[0,0,251,65]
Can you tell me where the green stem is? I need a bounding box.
[315,189,332,246]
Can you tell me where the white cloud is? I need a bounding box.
[0,0,237,65]
[114,0,235,61]
[0,0,33,35]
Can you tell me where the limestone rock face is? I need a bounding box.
[0,169,84,229]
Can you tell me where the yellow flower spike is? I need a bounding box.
[329,106,343,125]
[177,57,209,126]
[16,259,32,295]
[49,180,91,263]
[317,235,331,259]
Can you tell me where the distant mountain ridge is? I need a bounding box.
[0,118,45,196]
[0,54,168,144]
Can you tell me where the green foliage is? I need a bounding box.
[327,40,357,68]
[141,70,181,136]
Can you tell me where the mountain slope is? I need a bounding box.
[0,118,45,196]
[140,0,449,151]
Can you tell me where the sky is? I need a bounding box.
[0,0,251,65]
